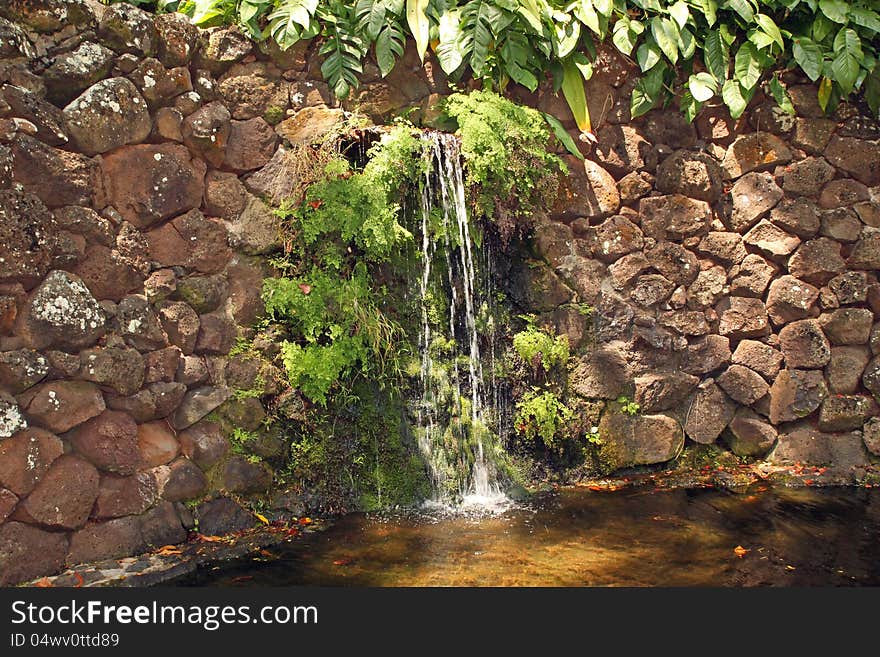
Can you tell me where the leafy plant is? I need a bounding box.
[512,317,569,371]
[514,388,573,451]
[616,395,641,416]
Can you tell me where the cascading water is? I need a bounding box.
[412,132,510,511]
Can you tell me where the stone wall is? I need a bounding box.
[0,0,878,585]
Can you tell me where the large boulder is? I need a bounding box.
[656,150,723,202]
[21,380,105,434]
[145,209,231,274]
[596,410,684,471]
[633,372,699,412]
[0,521,68,585]
[79,346,145,397]
[19,271,105,350]
[768,425,869,473]
[569,344,630,399]
[778,319,831,369]
[67,517,144,566]
[768,369,828,424]
[0,428,62,497]
[68,410,140,475]
[765,275,819,326]
[639,194,710,240]
[63,78,151,155]
[683,380,736,444]
[726,408,777,457]
[721,133,792,179]
[17,454,98,530]
[726,171,784,232]
[224,118,278,172]
[10,134,100,208]
[98,2,158,56]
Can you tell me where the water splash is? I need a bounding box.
[414,132,510,512]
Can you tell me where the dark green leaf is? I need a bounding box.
[792,37,823,81]
[819,0,848,24]
[734,41,761,90]
[704,29,728,80]
[651,16,679,64]
[769,75,795,114]
[542,112,584,160]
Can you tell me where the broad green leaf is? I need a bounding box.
[792,37,823,81]
[819,0,848,24]
[554,20,581,58]
[516,0,544,32]
[593,0,614,18]
[695,0,718,27]
[734,41,761,90]
[704,29,728,80]
[831,28,862,95]
[631,64,666,118]
[406,0,431,62]
[724,0,755,23]
[669,1,690,29]
[542,112,584,160]
[680,91,701,123]
[436,9,464,74]
[688,71,718,101]
[721,79,750,118]
[239,0,269,24]
[612,19,637,55]
[768,75,795,114]
[575,0,601,35]
[677,26,696,59]
[755,13,784,50]
[817,76,833,111]
[651,16,679,64]
[637,40,662,71]
[749,30,777,50]
[812,13,834,41]
[355,0,388,40]
[376,21,405,77]
[561,57,591,132]
[850,7,880,34]
[865,68,880,117]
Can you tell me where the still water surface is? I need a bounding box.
[175,486,880,586]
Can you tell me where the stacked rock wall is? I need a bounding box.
[0,0,878,585]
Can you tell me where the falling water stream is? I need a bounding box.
[414,132,508,510]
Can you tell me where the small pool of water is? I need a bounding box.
[174,486,880,586]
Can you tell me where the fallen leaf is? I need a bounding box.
[254,512,270,525]
[34,577,53,588]
[73,572,84,588]
[198,535,224,543]
[734,545,749,558]
[156,545,182,556]
[299,517,312,525]
[308,200,323,210]
[333,558,352,566]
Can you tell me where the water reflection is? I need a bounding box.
[175,486,880,587]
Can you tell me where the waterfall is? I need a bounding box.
[413,132,509,510]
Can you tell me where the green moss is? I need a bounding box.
[514,389,573,453]
[263,105,286,125]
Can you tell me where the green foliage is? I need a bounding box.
[514,389,573,452]
[616,395,641,416]
[442,89,564,233]
[512,317,569,371]
[117,0,880,122]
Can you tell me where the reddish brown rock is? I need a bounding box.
[101,143,206,230]
[106,381,187,424]
[848,231,880,271]
[137,420,179,468]
[195,310,237,355]
[203,170,247,220]
[770,197,821,238]
[163,457,207,502]
[144,347,181,384]
[69,410,139,475]
[63,78,151,155]
[682,334,731,375]
[593,124,657,177]
[179,420,228,469]
[22,380,105,434]
[181,101,230,167]
[820,208,862,242]
[726,172,784,232]
[569,344,630,399]
[551,157,620,221]
[732,340,783,381]
[826,346,871,394]
[729,254,777,297]
[779,319,831,369]
[93,471,159,519]
[224,118,278,172]
[0,521,68,585]
[658,310,710,336]
[639,194,710,240]
[819,308,874,345]
[196,497,255,536]
[742,220,801,259]
[116,295,168,351]
[717,297,770,339]
[0,488,17,523]
[0,190,56,289]
[72,245,144,303]
[725,408,777,457]
[0,348,48,394]
[818,395,877,432]
[768,369,828,424]
[646,242,699,286]
[788,237,846,286]
[686,265,726,310]
[155,12,198,67]
[0,428,62,497]
[66,516,143,566]
[721,133,791,179]
[633,372,699,412]
[655,150,723,202]
[792,117,836,154]
[18,454,98,530]
[828,271,867,306]
[765,275,819,326]
[684,380,736,444]
[222,455,272,494]
[716,365,769,406]
[79,346,145,397]
[139,500,186,548]
[158,301,201,355]
[697,231,747,266]
[98,2,157,56]
[146,209,231,274]
[825,135,880,186]
[275,106,343,146]
[10,134,100,208]
[820,180,870,209]
[780,157,836,196]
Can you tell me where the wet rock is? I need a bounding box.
[139,501,186,548]
[195,26,252,75]
[93,471,158,519]
[848,231,880,271]
[788,237,846,286]
[824,135,880,186]
[639,194,710,240]
[770,197,821,238]
[768,425,869,471]
[106,381,186,424]
[155,12,198,67]
[137,420,179,468]
[827,346,871,394]
[716,365,769,406]
[181,101,230,167]
[67,517,143,566]
[178,420,228,469]
[196,497,255,536]
[697,231,747,266]
[0,428,62,497]
[69,410,139,475]
[145,209,231,274]
[818,308,873,347]
[768,369,828,424]
[0,84,67,146]
[276,106,344,146]
[227,195,282,255]
[684,380,736,444]
[171,386,230,431]
[655,150,723,202]
[818,395,877,432]
[43,42,115,105]
[163,457,207,502]
[682,334,731,375]
[717,297,770,340]
[204,170,246,220]
[0,521,68,585]
[159,301,201,355]
[633,372,698,412]
[21,380,104,433]
[79,346,145,397]
[729,254,777,297]
[828,271,867,305]
[101,143,206,230]
[19,271,105,350]
[742,220,801,259]
[726,172,784,232]
[593,124,657,177]
[779,319,831,369]
[721,133,792,179]
[18,454,98,530]
[596,411,683,470]
[509,260,574,312]
[765,275,819,326]
[780,156,836,196]
[645,242,699,286]
[726,408,777,457]
[63,78,150,156]
[569,344,630,399]
[10,134,100,208]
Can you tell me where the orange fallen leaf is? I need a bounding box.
[333,558,352,566]
[73,572,84,588]
[298,283,311,295]
[34,577,54,588]
[308,200,323,210]
[156,545,182,556]
[299,517,312,525]
[734,545,749,558]
[198,535,224,542]
[254,512,270,525]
